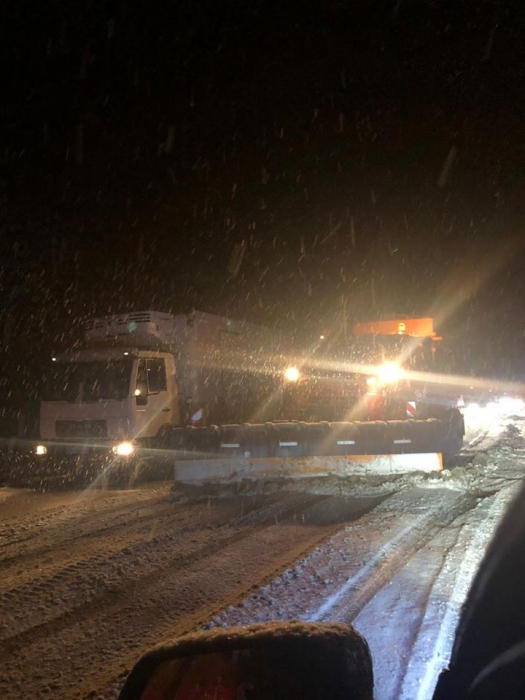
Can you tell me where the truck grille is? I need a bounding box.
[55,420,108,438]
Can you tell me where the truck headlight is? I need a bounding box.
[35,445,48,456]
[376,362,404,384]
[113,441,135,457]
[284,366,300,382]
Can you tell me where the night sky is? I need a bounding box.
[2,1,525,378]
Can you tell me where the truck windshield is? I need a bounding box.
[43,360,133,402]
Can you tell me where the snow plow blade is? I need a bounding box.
[157,415,464,460]
[157,415,462,495]
[172,452,443,489]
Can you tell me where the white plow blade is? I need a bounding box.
[174,453,443,485]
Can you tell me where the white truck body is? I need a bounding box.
[40,311,291,445]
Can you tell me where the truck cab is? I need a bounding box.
[40,348,180,445]
[39,312,181,454]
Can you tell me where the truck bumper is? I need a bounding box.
[3,442,113,489]
[2,440,175,490]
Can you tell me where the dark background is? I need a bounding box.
[2,0,525,380]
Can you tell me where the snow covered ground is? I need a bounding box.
[0,400,524,700]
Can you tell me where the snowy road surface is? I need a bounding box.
[0,403,524,700]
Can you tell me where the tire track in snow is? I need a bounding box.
[0,486,169,551]
[0,493,326,646]
[353,515,464,700]
[0,494,377,700]
[0,491,287,576]
[311,489,478,623]
[204,488,479,631]
[400,483,520,700]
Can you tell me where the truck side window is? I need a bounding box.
[146,359,167,394]
[136,360,149,401]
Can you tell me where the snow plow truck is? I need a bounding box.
[8,310,464,489]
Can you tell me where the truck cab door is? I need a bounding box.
[134,357,177,439]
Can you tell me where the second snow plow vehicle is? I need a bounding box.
[7,310,464,489]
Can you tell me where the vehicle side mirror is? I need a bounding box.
[118,621,374,700]
[135,393,148,406]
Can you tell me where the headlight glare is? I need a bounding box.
[284,366,300,382]
[113,441,135,457]
[376,362,404,384]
